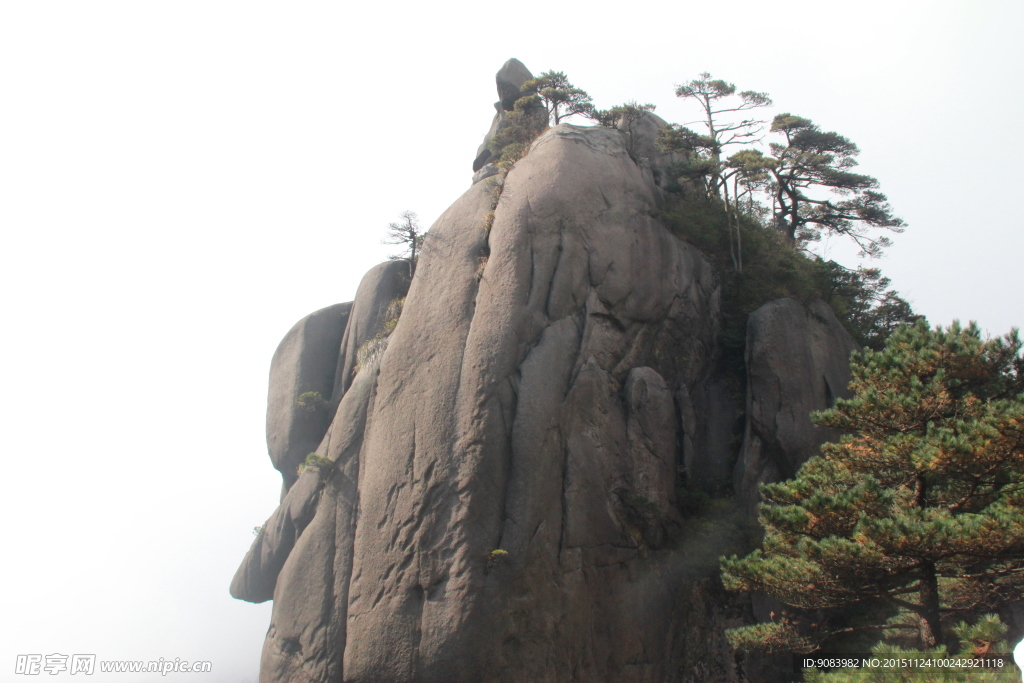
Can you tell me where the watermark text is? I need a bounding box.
[15,654,212,675]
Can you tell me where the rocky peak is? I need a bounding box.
[472,57,539,176]
[234,61,859,682]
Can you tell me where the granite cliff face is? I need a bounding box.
[232,59,858,682]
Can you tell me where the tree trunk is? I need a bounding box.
[722,182,738,271]
[772,172,796,242]
[734,176,743,272]
[917,562,942,649]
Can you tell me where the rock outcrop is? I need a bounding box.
[473,58,540,174]
[266,302,350,491]
[495,57,535,111]
[235,60,863,683]
[734,298,859,514]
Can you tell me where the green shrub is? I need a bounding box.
[297,452,333,475]
[296,391,327,413]
[488,94,548,169]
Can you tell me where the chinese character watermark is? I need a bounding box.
[69,655,95,675]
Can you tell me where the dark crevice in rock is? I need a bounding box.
[557,431,570,564]
[544,226,566,320]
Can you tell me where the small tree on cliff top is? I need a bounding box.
[522,71,595,125]
[722,321,1024,653]
[670,72,772,197]
[382,210,424,278]
[595,101,657,162]
[769,113,905,257]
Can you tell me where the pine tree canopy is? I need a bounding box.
[768,113,905,256]
[382,211,425,277]
[721,321,1024,653]
[521,71,595,125]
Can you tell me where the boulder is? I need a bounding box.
[471,163,499,184]
[734,298,859,513]
[265,302,350,491]
[473,59,543,172]
[495,57,534,111]
[472,145,493,173]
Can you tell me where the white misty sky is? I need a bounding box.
[1,1,1021,681]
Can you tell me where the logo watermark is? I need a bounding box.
[15,655,211,675]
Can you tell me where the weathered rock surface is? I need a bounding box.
[625,367,677,514]
[344,123,723,682]
[266,302,350,490]
[237,61,863,683]
[258,349,381,682]
[734,298,859,513]
[240,122,732,681]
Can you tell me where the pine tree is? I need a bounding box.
[382,211,425,278]
[721,321,1024,653]
[818,263,923,350]
[670,72,772,197]
[521,71,595,125]
[768,114,905,256]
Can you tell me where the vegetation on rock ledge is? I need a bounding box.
[296,390,327,413]
[354,296,406,374]
[640,73,920,376]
